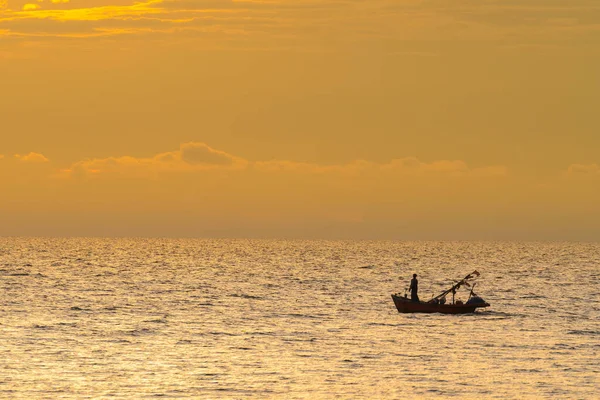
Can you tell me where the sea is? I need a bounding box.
[1,238,598,399]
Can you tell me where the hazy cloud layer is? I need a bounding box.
[61,142,507,179]
[2,0,599,46]
[180,142,240,166]
[14,152,49,162]
[64,142,246,178]
[3,143,594,184]
[1,144,598,239]
[566,163,600,176]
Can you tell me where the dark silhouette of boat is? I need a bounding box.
[391,294,489,314]
[392,270,490,314]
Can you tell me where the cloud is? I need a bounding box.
[566,163,600,176]
[6,144,600,240]
[22,3,40,10]
[2,0,598,45]
[388,158,508,177]
[62,141,508,182]
[65,141,247,177]
[253,157,507,178]
[179,142,238,166]
[14,152,49,162]
[1,151,53,188]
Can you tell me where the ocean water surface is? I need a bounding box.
[1,238,598,398]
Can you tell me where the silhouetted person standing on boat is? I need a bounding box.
[409,274,419,302]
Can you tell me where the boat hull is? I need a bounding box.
[391,294,489,314]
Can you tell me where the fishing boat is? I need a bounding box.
[391,270,490,314]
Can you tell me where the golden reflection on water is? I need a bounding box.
[1,238,598,398]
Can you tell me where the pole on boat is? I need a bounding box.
[430,270,480,303]
[468,282,477,300]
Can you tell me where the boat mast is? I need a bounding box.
[431,270,480,303]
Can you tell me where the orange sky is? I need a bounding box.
[1,1,599,239]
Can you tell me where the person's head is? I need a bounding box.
[413,274,417,278]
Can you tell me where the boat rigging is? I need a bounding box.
[391,270,490,314]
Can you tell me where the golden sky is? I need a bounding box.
[1,0,599,239]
